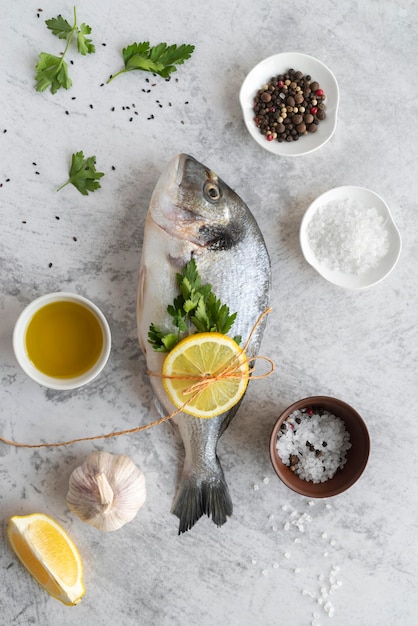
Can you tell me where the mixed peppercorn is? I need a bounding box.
[253,68,326,143]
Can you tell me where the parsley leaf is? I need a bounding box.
[77,23,95,55]
[45,15,73,39]
[107,41,195,84]
[35,53,72,94]
[148,259,240,352]
[57,151,104,195]
[35,6,95,94]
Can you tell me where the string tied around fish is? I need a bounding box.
[0,308,274,449]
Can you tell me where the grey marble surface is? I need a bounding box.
[1,1,417,624]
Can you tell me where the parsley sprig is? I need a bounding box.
[107,41,195,84]
[35,6,95,94]
[57,151,104,195]
[148,259,241,352]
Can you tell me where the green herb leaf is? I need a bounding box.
[35,53,72,93]
[57,151,104,195]
[148,324,178,352]
[107,41,195,83]
[45,15,73,39]
[36,7,95,94]
[148,259,239,352]
[77,23,95,55]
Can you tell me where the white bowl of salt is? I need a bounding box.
[300,186,402,289]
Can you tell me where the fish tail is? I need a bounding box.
[171,462,233,534]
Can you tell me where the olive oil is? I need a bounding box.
[25,301,104,378]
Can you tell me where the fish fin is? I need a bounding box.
[171,461,233,534]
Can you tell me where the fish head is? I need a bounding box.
[149,154,249,250]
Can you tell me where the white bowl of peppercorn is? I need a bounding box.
[239,52,339,156]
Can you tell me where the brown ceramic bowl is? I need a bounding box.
[270,396,370,497]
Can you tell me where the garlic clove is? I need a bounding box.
[66,451,146,532]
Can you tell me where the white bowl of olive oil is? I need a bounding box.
[13,292,111,390]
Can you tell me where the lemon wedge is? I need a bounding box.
[7,513,85,606]
[162,332,249,419]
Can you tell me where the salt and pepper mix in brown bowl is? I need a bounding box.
[269,396,370,497]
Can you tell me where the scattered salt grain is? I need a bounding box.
[263,477,269,484]
[324,601,334,615]
[276,407,351,483]
[273,563,279,569]
[307,197,390,275]
[253,484,259,491]
[284,552,291,559]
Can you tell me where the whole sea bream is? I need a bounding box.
[137,154,271,533]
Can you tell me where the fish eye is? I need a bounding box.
[204,181,221,202]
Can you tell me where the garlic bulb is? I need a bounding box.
[66,451,146,532]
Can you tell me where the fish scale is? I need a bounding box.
[137,153,271,533]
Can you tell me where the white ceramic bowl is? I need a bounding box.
[300,186,402,289]
[239,52,339,156]
[13,292,111,390]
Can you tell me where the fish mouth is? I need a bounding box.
[175,153,187,187]
[158,153,192,195]
[149,154,210,244]
[166,153,214,220]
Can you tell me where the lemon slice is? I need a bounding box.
[7,513,85,606]
[162,332,249,419]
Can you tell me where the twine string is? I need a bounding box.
[0,308,273,449]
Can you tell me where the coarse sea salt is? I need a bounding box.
[276,408,351,483]
[307,197,390,274]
